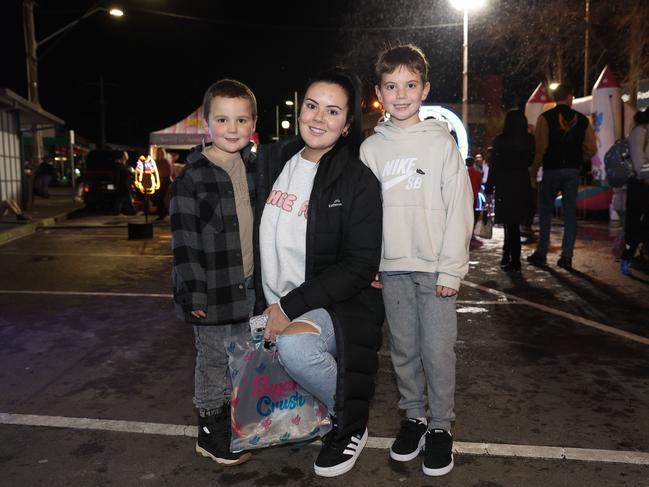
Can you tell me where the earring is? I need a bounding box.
[342,128,349,137]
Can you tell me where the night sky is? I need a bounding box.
[1,0,629,148]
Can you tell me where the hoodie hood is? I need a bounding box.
[374,118,451,140]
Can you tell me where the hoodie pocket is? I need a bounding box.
[382,206,444,262]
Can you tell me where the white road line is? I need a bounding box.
[1,413,647,466]
[1,285,646,346]
[0,290,173,298]
[463,280,649,346]
[0,252,172,259]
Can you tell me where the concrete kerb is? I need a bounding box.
[0,207,84,246]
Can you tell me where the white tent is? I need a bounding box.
[149,107,204,149]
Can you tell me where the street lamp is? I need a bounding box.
[23,1,125,104]
[449,0,486,129]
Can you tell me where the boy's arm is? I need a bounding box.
[279,168,382,320]
[437,145,474,291]
[170,175,207,312]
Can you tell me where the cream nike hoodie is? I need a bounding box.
[360,118,473,290]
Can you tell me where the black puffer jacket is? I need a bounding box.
[253,136,385,440]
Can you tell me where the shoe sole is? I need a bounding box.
[195,443,251,466]
[314,428,368,477]
[389,433,426,462]
[422,455,454,476]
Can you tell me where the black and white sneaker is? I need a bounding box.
[390,418,428,461]
[314,427,368,477]
[422,428,454,476]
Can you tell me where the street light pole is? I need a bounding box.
[461,7,469,127]
[583,0,590,97]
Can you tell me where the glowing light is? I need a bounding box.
[285,100,294,106]
[281,120,290,130]
[134,155,160,195]
[109,8,124,17]
[372,100,381,109]
[449,0,486,9]
[418,105,470,159]
[549,82,560,90]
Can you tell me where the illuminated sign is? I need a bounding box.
[134,155,160,195]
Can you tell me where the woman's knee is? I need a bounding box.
[276,330,321,371]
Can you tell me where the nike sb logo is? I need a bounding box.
[381,158,423,191]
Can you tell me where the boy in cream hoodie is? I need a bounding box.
[360,44,473,477]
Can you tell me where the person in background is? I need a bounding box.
[484,109,535,272]
[154,147,175,220]
[475,153,489,184]
[466,156,483,249]
[33,159,57,198]
[526,83,597,270]
[255,67,383,477]
[170,79,258,467]
[620,108,649,276]
[113,151,135,215]
[0,199,29,221]
[360,44,473,477]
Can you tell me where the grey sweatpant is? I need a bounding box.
[381,272,457,431]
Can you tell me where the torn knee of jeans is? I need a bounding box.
[281,320,321,336]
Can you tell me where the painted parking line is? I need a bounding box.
[0,290,173,298]
[0,252,172,259]
[462,280,649,346]
[1,286,647,346]
[1,413,647,466]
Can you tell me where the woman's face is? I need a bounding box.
[298,81,350,162]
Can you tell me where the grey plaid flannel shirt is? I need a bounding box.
[170,146,256,325]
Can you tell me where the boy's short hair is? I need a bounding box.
[552,83,573,102]
[202,79,257,120]
[375,44,429,83]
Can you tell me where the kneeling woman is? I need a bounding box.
[254,68,384,477]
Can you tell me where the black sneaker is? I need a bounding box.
[195,407,251,466]
[314,427,368,477]
[526,252,547,267]
[422,429,454,476]
[390,418,428,461]
[557,255,573,270]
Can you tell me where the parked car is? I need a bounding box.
[81,150,127,211]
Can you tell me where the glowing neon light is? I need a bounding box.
[134,155,160,195]
[418,105,469,159]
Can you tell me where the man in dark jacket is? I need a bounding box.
[527,83,597,270]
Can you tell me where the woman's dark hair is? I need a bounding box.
[502,109,529,137]
[634,108,649,126]
[303,67,363,155]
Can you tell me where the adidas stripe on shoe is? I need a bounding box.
[314,427,368,477]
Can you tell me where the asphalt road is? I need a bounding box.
[0,212,648,487]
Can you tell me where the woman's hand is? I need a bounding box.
[436,286,457,298]
[370,273,383,289]
[263,303,291,341]
[191,309,206,319]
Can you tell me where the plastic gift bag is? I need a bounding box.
[225,335,332,451]
[474,211,493,239]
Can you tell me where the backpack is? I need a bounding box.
[604,138,634,188]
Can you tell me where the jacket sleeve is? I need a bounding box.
[436,144,474,291]
[170,174,207,312]
[532,115,549,173]
[280,168,383,320]
[629,125,649,176]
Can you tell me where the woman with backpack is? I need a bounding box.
[621,108,649,276]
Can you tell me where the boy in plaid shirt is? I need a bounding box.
[170,79,257,466]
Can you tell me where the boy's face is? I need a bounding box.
[205,96,256,158]
[375,66,430,129]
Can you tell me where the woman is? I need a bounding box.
[485,109,535,272]
[621,108,649,275]
[253,68,384,477]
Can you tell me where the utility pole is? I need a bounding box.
[23,0,39,104]
[583,0,590,97]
